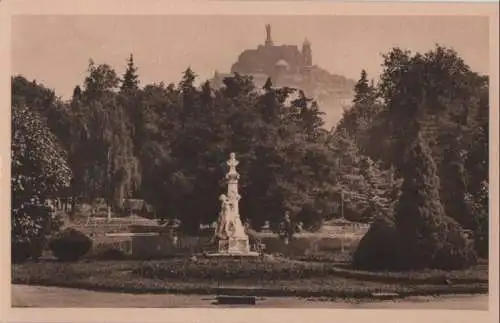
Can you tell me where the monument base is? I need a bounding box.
[219,237,250,254]
[206,236,258,257]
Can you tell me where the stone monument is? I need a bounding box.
[212,153,256,255]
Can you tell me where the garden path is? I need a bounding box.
[11,284,488,310]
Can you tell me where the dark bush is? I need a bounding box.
[351,216,408,270]
[352,215,478,271]
[11,238,44,263]
[49,228,92,262]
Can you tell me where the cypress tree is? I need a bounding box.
[395,132,477,269]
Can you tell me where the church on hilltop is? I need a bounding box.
[211,24,355,127]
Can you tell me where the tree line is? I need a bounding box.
[12,46,489,267]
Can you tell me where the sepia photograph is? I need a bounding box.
[1,1,498,323]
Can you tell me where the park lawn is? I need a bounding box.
[11,257,489,298]
[312,262,489,285]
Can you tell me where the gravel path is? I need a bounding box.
[11,284,488,310]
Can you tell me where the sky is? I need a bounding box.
[11,15,489,100]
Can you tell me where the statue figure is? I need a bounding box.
[265,24,273,46]
[214,194,230,239]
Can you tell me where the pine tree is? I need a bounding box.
[395,132,444,235]
[200,80,214,106]
[353,70,376,106]
[178,67,199,125]
[72,86,82,101]
[335,70,380,153]
[179,67,197,94]
[121,54,140,93]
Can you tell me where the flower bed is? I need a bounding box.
[132,257,338,281]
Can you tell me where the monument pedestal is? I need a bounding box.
[207,236,258,257]
[218,237,250,254]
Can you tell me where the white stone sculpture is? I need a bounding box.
[213,152,251,254]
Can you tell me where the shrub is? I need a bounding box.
[12,235,47,264]
[11,202,62,262]
[351,216,408,270]
[352,216,478,271]
[49,228,92,262]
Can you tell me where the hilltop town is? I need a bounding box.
[210,25,356,128]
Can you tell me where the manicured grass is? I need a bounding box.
[131,256,488,284]
[294,255,488,284]
[11,257,488,298]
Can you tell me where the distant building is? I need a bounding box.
[210,24,355,128]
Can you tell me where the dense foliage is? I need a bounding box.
[11,105,71,261]
[11,45,489,269]
[12,59,394,234]
[343,46,488,269]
